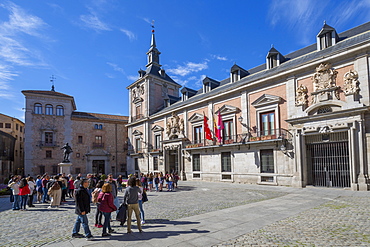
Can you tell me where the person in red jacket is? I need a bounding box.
[19,178,30,210]
[97,183,117,237]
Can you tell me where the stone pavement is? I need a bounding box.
[0,181,369,247]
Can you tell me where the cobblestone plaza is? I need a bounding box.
[1,181,369,246]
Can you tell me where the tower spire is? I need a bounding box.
[146,20,161,68]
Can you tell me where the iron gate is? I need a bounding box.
[306,133,350,188]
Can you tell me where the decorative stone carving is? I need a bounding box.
[132,84,145,102]
[319,125,332,133]
[295,84,308,106]
[164,144,180,150]
[166,112,184,139]
[342,69,359,95]
[312,63,338,91]
[311,62,340,104]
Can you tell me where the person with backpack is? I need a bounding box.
[42,175,50,203]
[97,183,117,237]
[35,175,43,203]
[92,180,104,228]
[154,173,160,192]
[48,175,62,208]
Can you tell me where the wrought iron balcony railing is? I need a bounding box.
[184,128,292,149]
[38,141,59,147]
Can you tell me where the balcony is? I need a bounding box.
[127,148,143,155]
[38,141,59,148]
[132,114,144,122]
[92,142,104,148]
[184,128,291,149]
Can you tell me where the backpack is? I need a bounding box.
[154,177,159,184]
[92,189,100,203]
[51,181,61,190]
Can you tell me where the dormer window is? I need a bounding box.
[317,23,339,50]
[266,47,284,69]
[202,77,220,93]
[181,87,197,101]
[230,64,249,83]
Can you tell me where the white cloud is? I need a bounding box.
[211,54,228,61]
[120,28,136,41]
[80,7,111,31]
[127,75,138,81]
[107,62,124,74]
[0,2,48,100]
[167,61,208,77]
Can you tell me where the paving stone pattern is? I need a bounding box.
[215,196,370,247]
[0,181,286,247]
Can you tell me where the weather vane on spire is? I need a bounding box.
[151,20,155,33]
[50,75,56,92]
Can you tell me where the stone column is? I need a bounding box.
[357,120,369,191]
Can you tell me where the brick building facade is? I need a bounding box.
[126,22,370,191]
[22,90,128,177]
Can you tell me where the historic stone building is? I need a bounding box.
[0,113,25,182]
[22,90,128,177]
[126,22,370,191]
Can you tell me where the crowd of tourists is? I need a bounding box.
[7,171,180,241]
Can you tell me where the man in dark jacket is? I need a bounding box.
[72,179,94,240]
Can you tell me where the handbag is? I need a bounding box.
[142,191,148,203]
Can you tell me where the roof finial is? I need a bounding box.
[151,20,155,33]
[271,44,274,48]
[324,20,326,25]
[50,75,56,92]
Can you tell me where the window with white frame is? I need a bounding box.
[221,152,231,172]
[194,126,202,144]
[223,119,234,140]
[45,104,53,115]
[56,105,64,116]
[260,111,275,136]
[260,149,274,173]
[135,138,142,153]
[154,134,161,150]
[193,154,200,171]
[45,132,53,145]
[153,156,158,170]
[34,103,42,114]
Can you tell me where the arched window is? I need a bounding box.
[45,104,53,115]
[56,105,64,116]
[34,103,42,114]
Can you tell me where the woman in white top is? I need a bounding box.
[27,177,36,207]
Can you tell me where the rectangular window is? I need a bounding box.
[261,111,275,136]
[75,168,81,174]
[15,150,18,157]
[154,135,161,150]
[194,126,202,144]
[16,124,19,130]
[20,126,23,132]
[52,165,58,174]
[153,157,158,170]
[78,136,83,143]
[221,152,231,172]
[0,123,3,128]
[46,150,52,158]
[93,136,103,148]
[39,166,45,175]
[5,123,11,128]
[260,149,274,173]
[135,138,141,153]
[223,120,234,140]
[134,158,139,170]
[45,132,53,144]
[192,154,200,171]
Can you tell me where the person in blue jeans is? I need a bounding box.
[72,179,94,241]
[9,177,20,210]
[42,175,50,203]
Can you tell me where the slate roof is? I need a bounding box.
[22,90,74,98]
[151,21,370,117]
[72,111,128,122]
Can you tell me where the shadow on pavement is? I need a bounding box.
[91,228,210,242]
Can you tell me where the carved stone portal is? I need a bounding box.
[342,69,359,95]
[311,63,340,104]
[312,63,338,91]
[166,112,185,139]
[295,84,308,106]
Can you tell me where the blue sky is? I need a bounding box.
[0,0,369,121]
